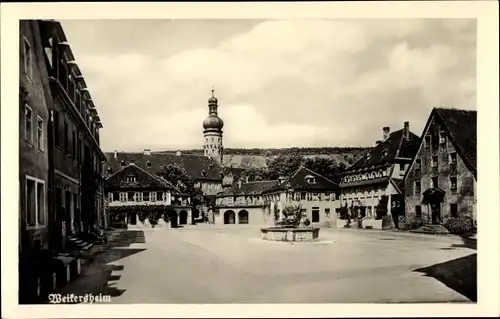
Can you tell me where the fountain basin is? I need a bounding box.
[260,227,320,242]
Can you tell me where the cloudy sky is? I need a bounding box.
[60,19,476,152]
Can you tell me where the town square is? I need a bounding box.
[7,7,496,313]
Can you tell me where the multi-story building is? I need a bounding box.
[19,20,52,254]
[404,107,477,226]
[339,122,421,228]
[38,20,107,250]
[215,166,341,226]
[216,180,279,225]
[19,19,107,303]
[104,163,191,226]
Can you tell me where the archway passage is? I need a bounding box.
[179,210,188,225]
[238,210,249,224]
[170,211,178,228]
[224,210,235,224]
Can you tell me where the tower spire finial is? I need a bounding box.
[211,85,215,97]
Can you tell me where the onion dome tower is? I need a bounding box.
[203,88,224,163]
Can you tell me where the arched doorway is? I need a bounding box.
[179,210,188,225]
[224,210,235,224]
[170,211,178,228]
[238,210,249,224]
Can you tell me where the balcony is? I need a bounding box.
[108,199,172,207]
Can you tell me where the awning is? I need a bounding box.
[422,187,445,205]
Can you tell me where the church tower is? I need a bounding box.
[203,88,224,163]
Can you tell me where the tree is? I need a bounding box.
[158,164,205,224]
[242,167,269,182]
[265,154,303,179]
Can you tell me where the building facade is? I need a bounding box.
[216,180,279,225]
[261,166,341,227]
[339,122,421,228]
[39,20,107,250]
[105,163,192,226]
[202,89,224,164]
[19,20,52,254]
[404,108,477,226]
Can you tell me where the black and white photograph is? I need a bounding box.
[1,1,499,318]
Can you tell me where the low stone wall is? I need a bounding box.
[261,227,320,242]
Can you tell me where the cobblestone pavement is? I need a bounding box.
[58,225,476,303]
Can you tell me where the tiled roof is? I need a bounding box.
[347,129,421,172]
[222,166,247,181]
[105,164,179,192]
[265,166,339,193]
[104,152,225,181]
[434,108,477,178]
[219,180,279,197]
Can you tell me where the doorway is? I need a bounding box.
[179,210,188,225]
[431,203,441,224]
[224,210,235,224]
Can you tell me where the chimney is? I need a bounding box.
[404,121,410,139]
[144,148,151,155]
[382,126,390,141]
[176,150,181,156]
[375,140,382,146]
[278,176,286,184]
[238,179,242,188]
[114,150,118,159]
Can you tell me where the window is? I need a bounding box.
[330,193,336,201]
[431,155,438,168]
[108,192,114,202]
[146,161,152,168]
[431,176,439,188]
[151,192,157,202]
[325,208,331,217]
[157,192,163,201]
[439,130,446,144]
[143,192,149,201]
[415,181,421,194]
[300,192,306,200]
[26,177,45,228]
[415,205,422,218]
[119,192,127,202]
[126,176,136,183]
[127,192,134,201]
[312,193,319,201]
[450,203,458,218]
[76,91,82,113]
[425,135,431,148]
[450,176,457,191]
[306,193,313,201]
[24,105,32,143]
[120,160,126,167]
[72,130,77,158]
[64,121,69,153]
[227,197,234,205]
[449,152,457,165]
[415,159,421,170]
[23,37,32,78]
[135,192,143,202]
[399,163,405,172]
[34,116,44,150]
[53,110,60,147]
[294,192,300,201]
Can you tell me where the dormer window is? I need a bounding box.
[120,160,125,167]
[208,164,213,170]
[382,149,389,157]
[201,170,207,177]
[305,175,316,184]
[146,161,152,168]
[126,175,136,183]
[366,152,371,161]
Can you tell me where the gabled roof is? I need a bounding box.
[104,152,225,181]
[346,128,421,172]
[218,180,279,197]
[265,166,339,193]
[222,166,246,181]
[104,163,180,192]
[434,108,477,178]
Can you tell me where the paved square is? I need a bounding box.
[68,226,476,303]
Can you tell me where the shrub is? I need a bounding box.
[404,217,424,230]
[304,218,311,226]
[443,216,475,235]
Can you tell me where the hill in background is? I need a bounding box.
[159,147,370,168]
